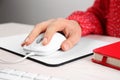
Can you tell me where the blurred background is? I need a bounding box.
[0,0,94,25]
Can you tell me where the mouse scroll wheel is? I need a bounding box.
[36,38,43,44]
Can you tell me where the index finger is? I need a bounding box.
[21,23,47,46]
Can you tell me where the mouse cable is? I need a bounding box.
[0,52,35,64]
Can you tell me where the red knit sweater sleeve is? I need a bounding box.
[67,0,108,36]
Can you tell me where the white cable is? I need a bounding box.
[0,52,35,64]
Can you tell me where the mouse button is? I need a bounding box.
[36,37,43,44]
[35,33,44,44]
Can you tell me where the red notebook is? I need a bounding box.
[92,41,120,70]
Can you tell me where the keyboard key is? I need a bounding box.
[0,68,67,80]
[21,72,37,79]
[0,72,19,80]
[34,74,51,80]
[9,69,26,77]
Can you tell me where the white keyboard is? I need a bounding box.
[0,68,66,80]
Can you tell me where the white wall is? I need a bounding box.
[0,0,94,25]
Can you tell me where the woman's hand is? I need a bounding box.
[21,18,81,51]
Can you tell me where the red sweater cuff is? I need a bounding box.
[67,11,103,36]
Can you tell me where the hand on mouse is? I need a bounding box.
[21,18,81,51]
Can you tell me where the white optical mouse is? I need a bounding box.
[23,32,66,56]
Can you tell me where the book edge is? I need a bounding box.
[92,53,120,70]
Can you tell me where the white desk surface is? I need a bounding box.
[0,23,120,80]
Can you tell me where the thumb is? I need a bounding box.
[61,40,72,51]
[61,33,81,51]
